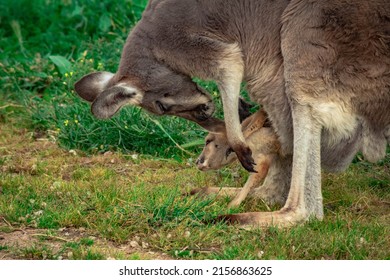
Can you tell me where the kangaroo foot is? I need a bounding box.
[213,208,308,228]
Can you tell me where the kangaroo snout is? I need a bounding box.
[198,101,215,120]
[190,100,215,122]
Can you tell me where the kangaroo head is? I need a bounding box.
[74,64,215,124]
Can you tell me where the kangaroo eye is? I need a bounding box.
[205,140,212,146]
[225,148,234,158]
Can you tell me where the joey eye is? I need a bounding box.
[205,139,212,146]
[225,148,234,158]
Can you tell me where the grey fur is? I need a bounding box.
[75,0,390,227]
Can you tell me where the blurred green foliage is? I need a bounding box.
[0,0,223,158]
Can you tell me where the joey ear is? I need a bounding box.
[91,84,143,119]
[74,72,115,102]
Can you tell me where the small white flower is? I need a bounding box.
[33,210,43,216]
[131,154,138,160]
[51,181,61,189]
[257,251,264,258]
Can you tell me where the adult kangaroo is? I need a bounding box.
[75,0,390,227]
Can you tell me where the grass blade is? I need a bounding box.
[48,55,72,76]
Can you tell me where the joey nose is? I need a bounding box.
[196,156,204,165]
[196,156,207,170]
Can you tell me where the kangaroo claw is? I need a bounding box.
[234,145,257,173]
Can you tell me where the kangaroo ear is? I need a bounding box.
[91,84,143,119]
[74,72,114,102]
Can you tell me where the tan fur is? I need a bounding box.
[195,110,284,208]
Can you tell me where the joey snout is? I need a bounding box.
[196,155,209,171]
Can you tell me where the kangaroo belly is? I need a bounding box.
[317,103,388,168]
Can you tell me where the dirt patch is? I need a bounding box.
[0,220,172,260]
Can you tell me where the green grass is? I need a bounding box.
[0,124,389,260]
[0,0,389,260]
[0,0,222,159]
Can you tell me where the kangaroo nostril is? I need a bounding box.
[200,104,208,111]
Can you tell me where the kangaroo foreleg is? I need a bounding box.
[217,44,256,172]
